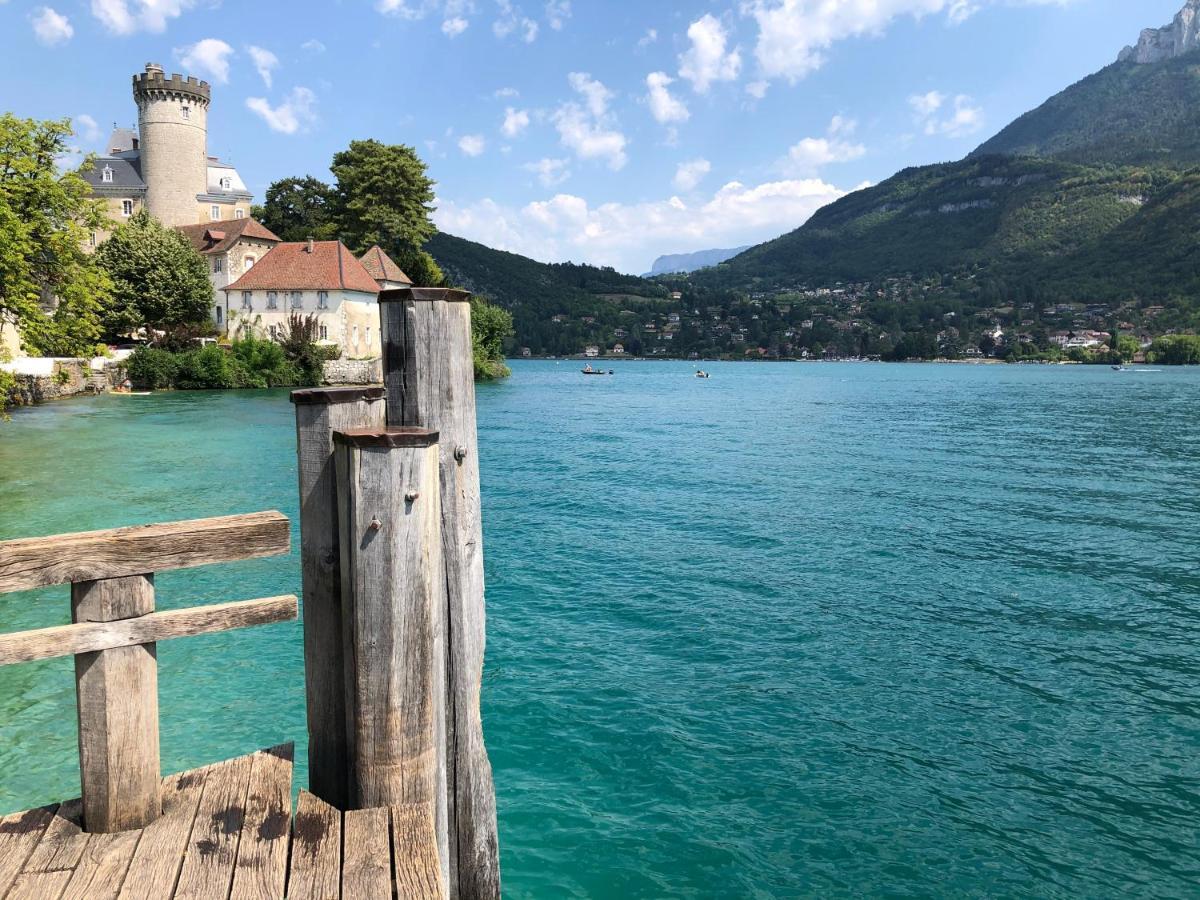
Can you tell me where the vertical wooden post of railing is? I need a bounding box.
[332,427,443,811]
[378,288,501,900]
[72,574,161,833]
[291,387,387,810]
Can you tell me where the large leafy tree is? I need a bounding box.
[330,139,436,254]
[94,209,213,339]
[0,114,111,357]
[251,175,339,243]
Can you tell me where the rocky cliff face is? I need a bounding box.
[1119,0,1200,64]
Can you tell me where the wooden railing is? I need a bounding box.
[0,511,296,834]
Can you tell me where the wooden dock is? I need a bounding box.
[0,744,442,899]
[0,289,501,900]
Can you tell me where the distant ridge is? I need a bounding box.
[644,246,750,277]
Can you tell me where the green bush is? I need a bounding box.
[1147,334,1200,365]
[173,345,249,390]
[231,335,300,387]
[126,347,180,389]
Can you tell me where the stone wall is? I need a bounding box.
[322,357,382,385]
[4,358,125,407]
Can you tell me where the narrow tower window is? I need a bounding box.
[102,166,113,183]
[210,205,220,221]
[181,106,190,120]
[122,200,133,216]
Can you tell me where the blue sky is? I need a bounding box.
[0,0,1185,273]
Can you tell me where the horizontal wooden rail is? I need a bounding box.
[0,511,290,594]
[0,595,298,665]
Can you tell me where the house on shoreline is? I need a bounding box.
[177,219,283,331]
[222,239,384,358]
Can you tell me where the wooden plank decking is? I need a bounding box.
[0,745,444,900]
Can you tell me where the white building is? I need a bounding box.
[177,219,282,331]
[223,240,384,357]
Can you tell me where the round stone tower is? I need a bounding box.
[132,62,210,228]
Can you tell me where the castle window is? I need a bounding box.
[353,325,359,345]
[291,291,303,309]
[366,326,372,346]
[102,166,113,183]
[121,199,133,216]
[244,256,256,271]
[235,209,244,219]
[269,324,279,339]
[317,291,329,309]
[319,325,328,341]
[220,177,232,190]
[242,291,252,310]
[210,205,220,221]
[89,232,97,248]
[215,306,223,326]
[212,257,223,274]
[182,106,190,120]
[267,292,278,309]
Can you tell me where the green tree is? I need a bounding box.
[470,296,514,380]
[0,114,111,357]
[252,175,339,243]
[331,140,436,255]
[94,209,213,340]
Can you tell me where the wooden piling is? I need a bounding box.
[71,575,161,833]
[333,427,443,815]
[378,288,500,900]
[291,387,387,809]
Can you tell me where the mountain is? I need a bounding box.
[696,0,1200,310]
[644,247,750,277]
[1119,0,1200,64]
[426,232,670,356]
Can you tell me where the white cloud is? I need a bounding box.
[524,157,570,187]
[494,0,538,41]
[679,14,741,93]
[553,73,627,170]
[301,39,326,52]
[908,90,945,118]
[435,176,850,274]
[75,114,102,143]
[638,28,658,48]
[909,91,983,137]
[245,87,318,135]
[780,116,866,174]
[459,134,487,156]
[247,45,279,88]
[502,107,531,137]
[443,16,469,35]
[31,7,72,46]
[742,0,981,83]
[494,87,520,98]
[90,0,193,34]
[545,0,570,30]
[746,80,769,99]
[646,72,689,125]
[177,38,234,84]
[674,158,711,191]
[568,71,612,118]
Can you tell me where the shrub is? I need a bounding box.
[126,347,180,389]
[173,345,249,390]
[230,335,300,387]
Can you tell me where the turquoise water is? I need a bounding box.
[2,361,1199,898]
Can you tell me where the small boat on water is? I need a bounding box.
[695,370,711,379]
[1112,365,1126,371]
[581,365,613,376]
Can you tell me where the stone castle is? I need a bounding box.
[83,63,253,234]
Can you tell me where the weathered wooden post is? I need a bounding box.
[378,288,500,900]
[291,387,386,809]
[72,574,160,833]
[332,427,443,812]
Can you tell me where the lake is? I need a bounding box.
[1,360,1198,898]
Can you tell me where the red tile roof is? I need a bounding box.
[176,218,281,255]
[225,241,380,294]
[358,245,413,285]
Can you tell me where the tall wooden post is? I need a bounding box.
[72,574,160,833]
[332,427,443,816]
[378,288,500,900]
[291,387,387,809]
